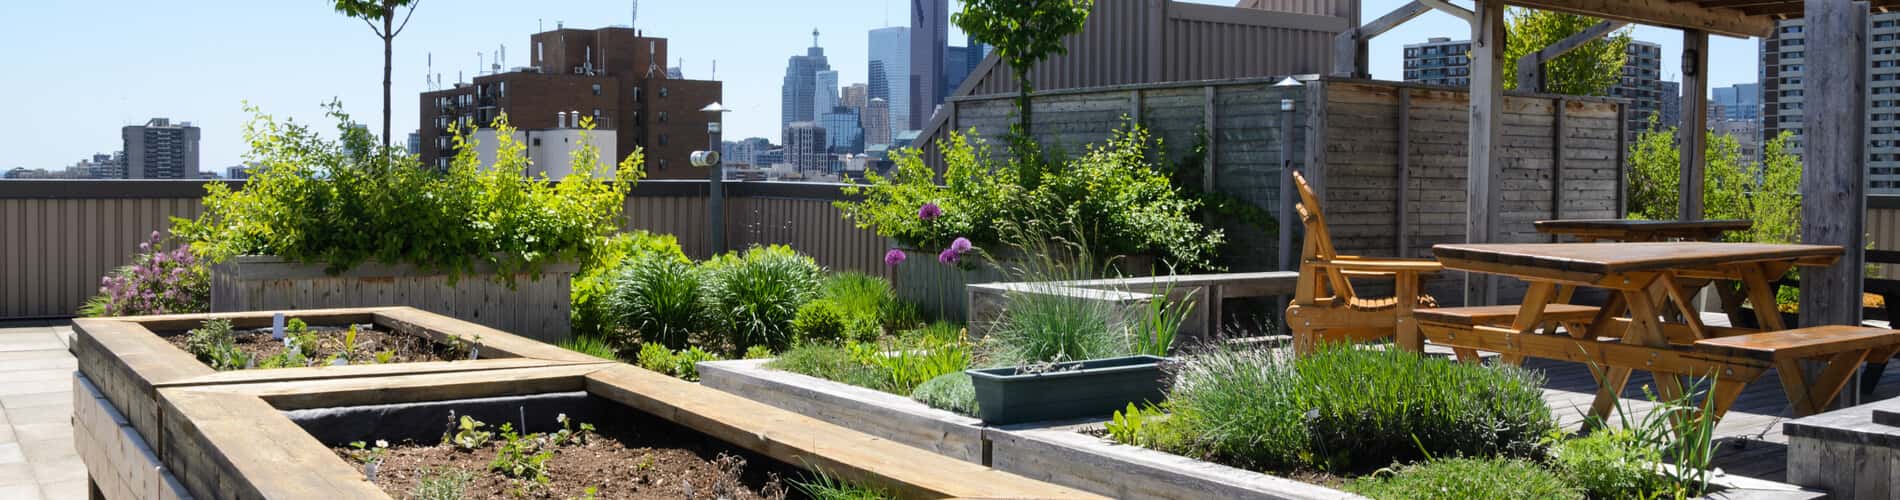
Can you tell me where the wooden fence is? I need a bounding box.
[0,180,887,320]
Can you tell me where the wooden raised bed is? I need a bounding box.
[70,307,608,474]
[210,256,576,342]
[150,363,1101,499]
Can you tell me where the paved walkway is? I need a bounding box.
[0,325,82,500]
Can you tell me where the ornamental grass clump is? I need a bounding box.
[700,245,823,352]
[605,252,704,349]
[1163,345,1554,474]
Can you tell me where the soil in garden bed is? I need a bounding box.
[162,324,467,367]
[334,410,807,499]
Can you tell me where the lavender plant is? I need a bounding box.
[80,231,210,317]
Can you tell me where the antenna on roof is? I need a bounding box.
[426,52,434,90]
[632,0,638,31]
[499,44,506,72]
[477,51,484,76]
[712,59,717,80]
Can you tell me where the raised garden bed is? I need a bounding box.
[211,256,577,342]
[145,363,1099,499]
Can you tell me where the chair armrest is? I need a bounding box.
[1319,258,1443,273]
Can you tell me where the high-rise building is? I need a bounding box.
[227,165,255,180]
[842,83,868,113]
[782,29,832,133]
[820,107,864,155]
[784,121,828,173]
[814,69,840,117]
[82,152,125,179]
[1763,15,1900,192]
[1660,81,1682,130]
[864,97,892,146]
[1403,37,1664,143]
[406,131,422,156]
[1712,83,1762,122]
[418,26,723,179]
[868,27,911,139]
[1713,118,1764,166]
[722,137,772,167]
[947,45,975,97]
[910,0,948,130]
[122,118,200,179]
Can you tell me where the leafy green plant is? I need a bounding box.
[1105,402,1182,449]
[1549,428,1674,499]
[634,342,723,381]
[346,439,390,464]
[837,131,1019,252]
[1028,123,1222,268]
[490,423,554,484]
[637,342,677,374]
[1349,457,1584,500]
[605,250,703,348]
[768,343,892,390]
[409,467,475,500]
[953,0,1093,188]
[910,372,978,416]
[449,415,493,451]
[793,469,898,500]
[793,299,850,344]
[1501,9,1630,95]
[744,345,774,359]
[700,245,823,352]
[171,106,636,285]
[673,346,719,381]
[559,335,620,360]
[1164,345,1555,474]
[573,231,687,339]
[1579,377,1724,497]
[873,338,972,394]
[1130,278,1190,357]
[987,281,1127,367]
[820,272,912,339]
[185,318,236,361]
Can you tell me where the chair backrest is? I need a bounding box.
[1292,170,1355,301]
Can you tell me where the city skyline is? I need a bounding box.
[1,0,1768,171]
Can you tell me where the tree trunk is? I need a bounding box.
[380,6,394,153]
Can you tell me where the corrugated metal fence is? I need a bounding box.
[0,180,886,320]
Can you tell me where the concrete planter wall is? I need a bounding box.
[210,256,577,342]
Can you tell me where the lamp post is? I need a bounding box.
[1274,77,1303,274]
[698,102,732,255]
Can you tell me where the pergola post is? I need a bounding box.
[1465,0,1506,306]
[1678,29,1710,221]
[1799,0,1868,331]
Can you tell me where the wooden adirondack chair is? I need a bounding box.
[1285,170,1441,355]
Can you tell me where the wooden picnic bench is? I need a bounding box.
[1418,242,1900,420]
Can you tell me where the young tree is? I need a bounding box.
[952,0,1092,188]
[1626,120,1803,243]
[1502,8,1629,96]
[333,0,421,152]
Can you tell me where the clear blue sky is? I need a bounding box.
[0,1,1761,172]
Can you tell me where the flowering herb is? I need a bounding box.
[917,202,943,221]
[80,231,209,317]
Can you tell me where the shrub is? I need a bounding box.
[910,372,978,416]
[80,231,210,317]
[901,322,966,344]
[986,281,1128,366]
[1550,429,1674,499]
[171,105,635,283]
[636,342,676,374]
[836,131,1020,252]
[1349,457,1583,500]
[1029,124,1222,268]
[633,342,721,381]
[673,346,719,381]
[792,300,850,344]
[185,318,236,361]
[572,231,687,339]
[1165,345,1555,474]
[606,252,703,349]
[700,245,823,352]
[744,345,775,359]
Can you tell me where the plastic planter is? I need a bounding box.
[967,355,1168,425]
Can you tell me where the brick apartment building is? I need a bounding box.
[419,26,722,179]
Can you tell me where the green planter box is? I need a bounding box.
[967,355,1168,425]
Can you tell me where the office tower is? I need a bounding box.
[869,27,912,139]
[864,97,892,146]
[820,107,864,155]
[815,70,840,117]
[782,29,832,132]
[910,0,948,130]
[1764,15,1900,192]
[418,26,723,179]
[842,83,868,113]
[122,118,200,179]
[785,121,829,173]
[947,45,974,96]
[1712,83,1762,122]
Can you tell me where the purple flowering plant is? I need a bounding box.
[80,231,210,317]
[835,131,1019,253]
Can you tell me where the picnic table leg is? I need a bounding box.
[1502,282,1556,366]
[1624,289,1689,404]
[1714,283,1749,329]
[1776,359,1820,416]
[1790,350,1873,416]
[1587,367,1633,428]
[1708,381,1747,420]
[1585,292,1629,339]
[1396,271,1422,352]
[1739,264,1788,331]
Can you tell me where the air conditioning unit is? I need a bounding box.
[573,66,585,75]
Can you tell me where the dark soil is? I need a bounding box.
[336,418,798,499]
[163,324,465,368]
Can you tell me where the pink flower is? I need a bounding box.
[950,237,972,253]
[917,203,943,221]
[938,248,960,264]
[884,249,907,266]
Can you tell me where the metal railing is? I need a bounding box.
[0,179,888,320]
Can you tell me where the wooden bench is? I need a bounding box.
[1693,326,1900,416]
[1417,304,1601,364]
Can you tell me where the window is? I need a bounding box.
[658,112,668,123]
[659,134,669,146]
[532,138,542,146]
[1781,24,1804,34]
[591,84,601,96]
[658,159,668,170]
[536,42,544,63]
[659,87,669,98]
[633,87,643,101]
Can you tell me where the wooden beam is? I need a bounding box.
[1420,0,1475,22]
[1516,20,1631,92]
[1468,0,1507,306]
[1335,2,1434,77]
[1679,29,1711,221]
[1506,0,1772,37]
[1799,0,1868,329]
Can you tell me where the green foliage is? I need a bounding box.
[820,272,911,340]
[1164,345,1555,474]
[1549,428,1675,499]
[172,106,636,285]
[81,231,210,317]
[793,469,898,500]
[1628,122,1803,245]
[489,423,554,484]
[987,282,1127,366]
[768,343,894,390]
[559,335,619,360]
[1350,457,1584,500]
[901,322,966,344]
[1581,379,1724,497]
[572,231,688,339]
[633,342,723,381]
[954,0,1093,187]
[744,345,775,359]
[1105,402,1186,450]
[837,130,1020,251]
[409,467,475,500]
[185,319,236,360]
[605,249,703,349]
[700,245,824,352]
[872,337,972,394]
[450,415,493,451]
[637,342,677,374]
[672,346,718,381]
[1031,123,1222,268]
[1131,280,1191,357]
[793,300,851,344]
[910,372,979,416]
[1501,9,1631,95]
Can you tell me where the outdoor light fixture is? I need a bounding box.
[1275,76,1302,111]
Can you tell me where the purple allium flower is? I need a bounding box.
[938,248,960,264]
[884,249,907,266]
[917,203,943,221]
[950,237,973,253]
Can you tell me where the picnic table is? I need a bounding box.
[1534,218,1754,242]
[1420,242,1900,420]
